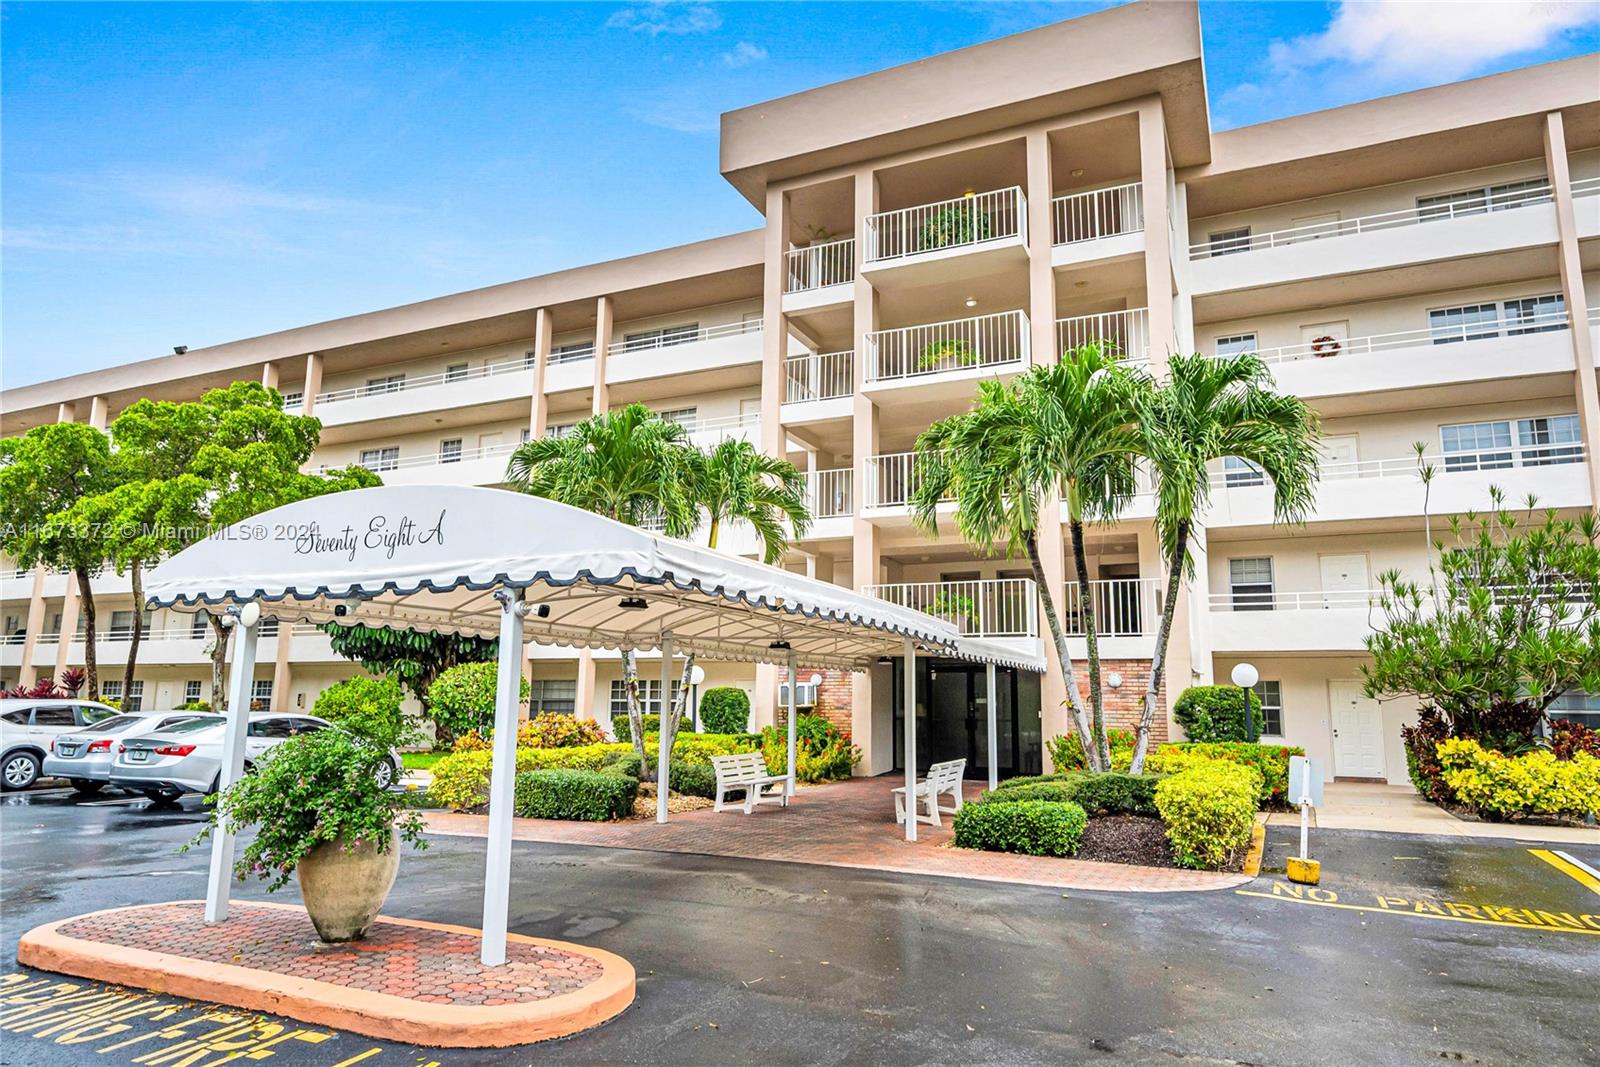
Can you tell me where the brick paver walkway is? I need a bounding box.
[59,902,605,1006]
[426,776,1249,893]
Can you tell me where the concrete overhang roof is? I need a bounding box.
[719,1,1211,206]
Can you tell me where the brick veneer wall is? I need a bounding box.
[1068,659,1168,742]
[776,666,854,739]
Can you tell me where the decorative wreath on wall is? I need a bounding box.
[1311,334,1342,357]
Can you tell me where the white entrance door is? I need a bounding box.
[1329,680,1384,778]
[1319,553,1369,608]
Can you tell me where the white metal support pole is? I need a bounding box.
[785,650,798,797]
[480,587,525,967]
[904,636,917,843]
[204,607,259,923]
[986,661,999,792]
[1299,787,1311,860]
[656,633,673,824]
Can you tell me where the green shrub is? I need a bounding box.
[953,799,1086,857]
[513,769,637,821]
[312,675,412,750]
[1049,729,1136,772]
[1173,685,1259,743]
[611,713,661,743]
[1147,742,1302,808]
[1067,772,1165,817]
[1436,738,1600,819]
[668,760,718,799]
[1155,762,1260,870]
[978,781,1080,805]
[602,751,643,780]
[698,687,750,734]
[991,772,1079,790]
[759,714,859,782]
[426,662,529,740]
[429,743,634,810]
[658,732,761,766]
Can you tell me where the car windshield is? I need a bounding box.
[81,706,118,724]
[85,714,142,733]
[158,716,226,735]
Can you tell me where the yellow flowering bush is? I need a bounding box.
[1154,762,1261,870]
[430,743,634,810]
[1435,738,1600,819]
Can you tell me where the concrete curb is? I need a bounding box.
[16,900,635,1049]
[1242,821,1267,878]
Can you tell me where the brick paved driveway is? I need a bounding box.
[425,776,1247,892]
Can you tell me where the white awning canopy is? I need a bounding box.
[146,485,1040,671]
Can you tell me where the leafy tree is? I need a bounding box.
[1364,496,1600,753]
[0,424,122,697]
[321,625,496,743]
[426,662,529,741]
[912,346,1146,772]
[1129,353,1319,772]
[311,675,413,750]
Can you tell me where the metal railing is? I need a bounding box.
[862,452,949,509]
[1061,578,1159,636]
[785,350,854,403]
[863,187,1026,264]
[303,355,535,408]
[1209,588,1382,612]
[607,319,761,357]
[1056,308,1150,362]
[1212,443,1587,489]
[1248,310,1571,365]
[864,578,1039,639]
[1189,180,1554,259]
[549,343,596,364]
[1572,175,1600,199]
[865,309,1030,383]
[679,411,761,444]
[1052,182,1144,245]
[24,622,324,647]
[785,238,855,293]
[318,441,520,476]
[804,468,854,520]
[2,569,29,581]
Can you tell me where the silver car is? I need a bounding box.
[43,710,208,795]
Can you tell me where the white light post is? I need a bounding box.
[985,662,998,791]
[205,601,260,924]
[689,664,706,732]
[1231,662,1259,743]
[784,650,798,797]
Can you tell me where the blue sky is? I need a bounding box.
[4,1,1597,388]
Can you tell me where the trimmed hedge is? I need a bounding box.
[668,760,718,799]
[953,799,1087,857]
[1147,742,1302,808]
[1155,761,1260,870]
[611,713,661,743]
[979,781,1081,805]
[513,769,637,821]
[1068,772,1165,817]
[698,687,751,734]
[1173,685,1258,743]
[1436,739,1600,819]
[430,743,634,810]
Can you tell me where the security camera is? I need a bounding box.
[333,603,350,618]
[534,603,551,619]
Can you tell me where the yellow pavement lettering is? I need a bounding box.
[1240,881,1600,935]
[1530,848,1600,896]
[326,1048,384,1067]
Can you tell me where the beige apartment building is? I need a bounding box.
[4,3,1599,784]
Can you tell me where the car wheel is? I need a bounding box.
[70,779,105,796]
[2,752,41,791]
[373,758,397,789]
[139,789,177,806]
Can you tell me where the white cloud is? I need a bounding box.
[721,41,768,68]
[605,2,722,36]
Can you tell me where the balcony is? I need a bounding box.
[864,310,1030,397]
[1208,589,1380,653]
[1051,182,1144,267]
[801,468,854,539]
[865,578,1038,639]
[862,451,946,514]
[679,411,761,447]
[331,442,520,488]
[861,187,1028,288]
[782,350,854,424]
[1574,175,1600,239]
[288,355,536,427]
[1055,308,1150,363]
[783,238,854,313]
[20,623,336,668]
[606,321,763,385]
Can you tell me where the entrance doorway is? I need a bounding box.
[1329,680,1385,778]
[891,658,1042,780]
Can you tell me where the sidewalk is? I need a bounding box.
[1265,782,1599,844]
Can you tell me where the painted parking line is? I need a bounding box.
[1530,848,1600,897]
[1236,880,1600,936]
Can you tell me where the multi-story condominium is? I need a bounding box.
[4,3,1598,783]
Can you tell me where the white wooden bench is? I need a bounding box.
[711,752,790,814]
[893,758,967,827]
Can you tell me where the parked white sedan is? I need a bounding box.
[108,713,401,804]
[1,698,120,790]
[43,709,210,795]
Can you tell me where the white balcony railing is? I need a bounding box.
[1247,310,1570,366]
[784,350,854,403]
[294,354,536,410]
[864,578,1039,639]
[680,411,761,445]
[26,623,324,647]
[607,320,761,357]
[804,468,854,520]
[1572,175,1600,200]
[1211,444,1587,490]
[863,452,949,509]
[1210,588,1382,612]
[1056,308,1150,362]
[1062,577,1160,637]
[1189,180,1553,259]
[863,187,1026,265]
[865,309,1030,384]
[785,238,855,293]
[1052,182,1144,245]
[320,441,520,476]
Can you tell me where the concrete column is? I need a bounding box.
[592,297,613,416]
[850,167,885,772]
[1138,98,1175,368]
[271,625,294,709]
[56,402,77,423]
[1025,130,1055,364]
[1543,112,1600,512]
[301,353,325,418]
[753,662,779,728]
[575,648,599,722]
[1170,181,1197,356]
[761,187,789,458]
[87,396,109,431]
[529,308,553,441]
[260,362,280,392]
[16,568,48,687]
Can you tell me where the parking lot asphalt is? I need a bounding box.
[1,787,1596,1066]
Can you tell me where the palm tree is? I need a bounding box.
[912,345,1147,773]
[1128,352,1319,773]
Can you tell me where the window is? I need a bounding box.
[123,681,144,713]
[657,407,698,429]
[1440,420,1514,471]
[520,428,532,444]
[1223,455,1265,487]
[191,613,210,638]
[1252,680,1283,736]
[1430,294,1566,344]
[1516,414,1582,467]
[362,374,405,396]
[110,610,135,636]
[1229,557,1275,611]
[1,709,30,725]
[1416,177,1550,221]
[358,447,400,472]
[1214,333,1257,357]
[624,323,699,350]
[250,680,273,711]
[1428,303,1500,345]
[439,438,463,464]
[445,363,469,382]
[184,680,203,704]
[248,717,294,739]
[608,679,680,715]
[1503,294,1566,335]
[34,705,77,726]
[523,350,537,369]
[530,679,577,715]
[551,342,594,364]
[1548,690,1600,731]
[99,681,123,703]
[547,423,577,440]
[1208,227,1251,256]
[281,391,304,408]
[1441,416,1581,471]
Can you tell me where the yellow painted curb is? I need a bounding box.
[1241,821,1267,878]
[16,900,634,1049]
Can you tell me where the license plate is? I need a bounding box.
[58,745,79,757]
[130,750,148,762]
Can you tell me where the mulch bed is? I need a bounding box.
[1076,815,1177,868]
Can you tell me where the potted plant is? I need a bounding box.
[188,729,427,942]
[918,338,978,371]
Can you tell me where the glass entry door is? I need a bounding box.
[892,658,1042,780]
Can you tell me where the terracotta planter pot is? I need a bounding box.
[295,829,400,942]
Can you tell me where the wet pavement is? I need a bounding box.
[2,786,1596,1066]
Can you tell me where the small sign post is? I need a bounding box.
[1286,755,1324,885]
